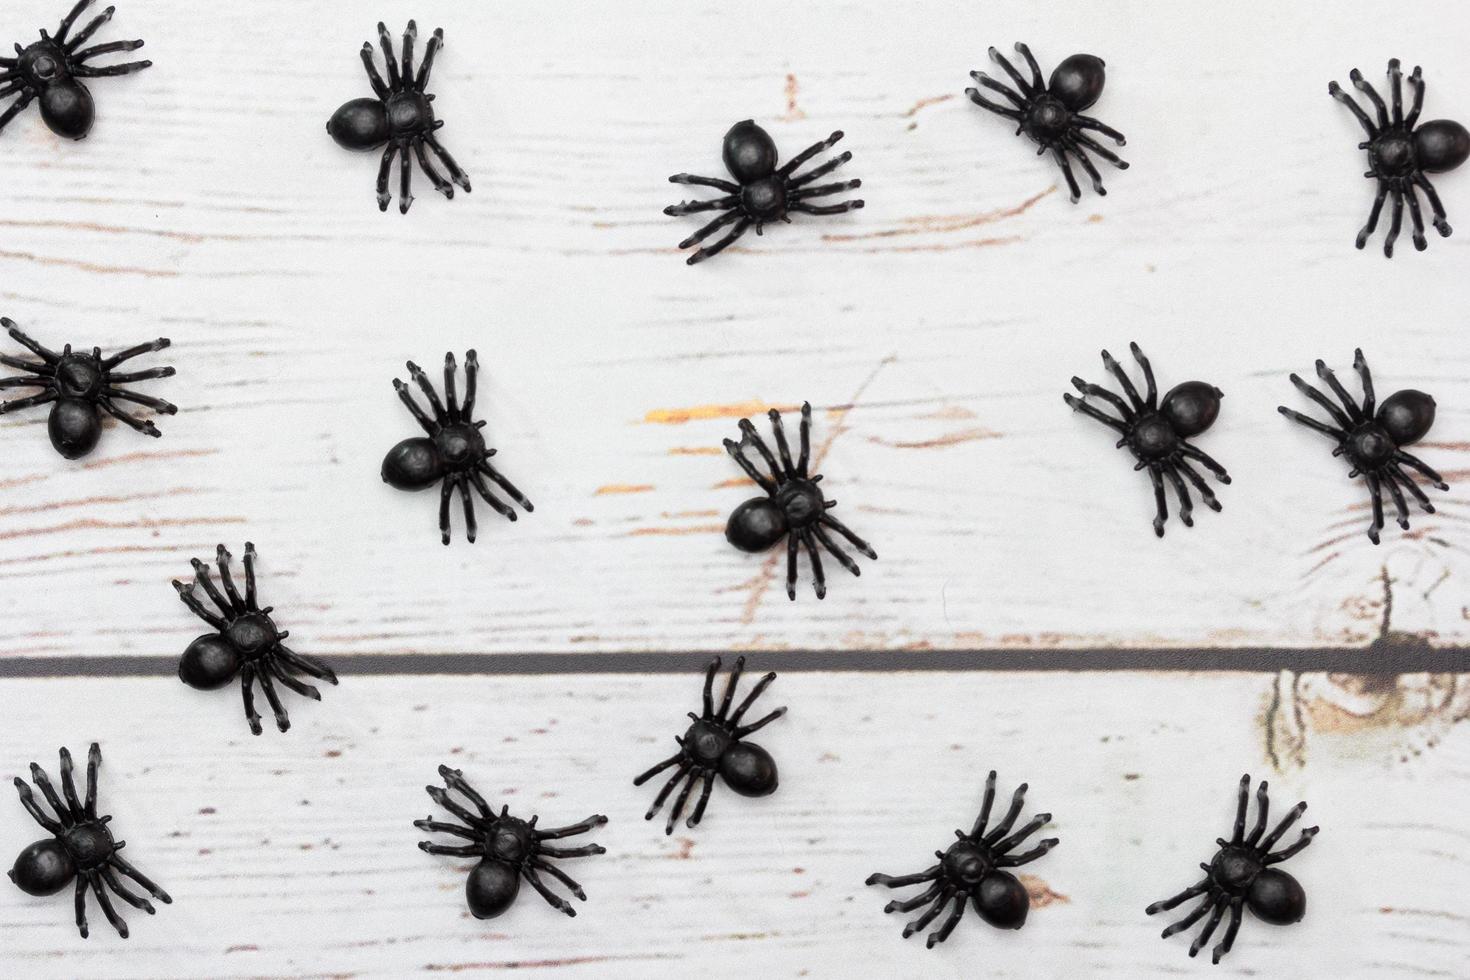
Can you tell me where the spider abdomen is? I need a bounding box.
[974,870,1030,930]
[718,741,778,798]
[38,80,94,141]
[1247,868,1306,925]
[1161,381,1223,436]
[1378,388,1436,444]
[1050,54,1107,112]
[725,497,788,552]
[465,859,521,920]
[8,840,75,897]
[381,436,445,490]
[722,120,780,181]
[178,635,242,690]
[1415,119,1470,173]
[47,398,102,459]
[327,98,390,150]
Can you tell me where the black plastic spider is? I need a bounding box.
[8,744,170,938]
[965,43,1128,202]
[1278,349,1446,544]
[381,351,533,544]
[866,771,1058,948]
[327,20,470,214]
[0,318,175,459]
[634,656,786,834]
[723,401,876,600]
[0,1,150,141]
[1330,59,1469,256]
[1064,343,1229,537]
[1147,775,1318,964]
[664,120,864,264]
[173,543,338,735]
[415,764,607,920]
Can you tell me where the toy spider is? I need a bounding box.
[1278,349,1446,544]
[415,764,607,920]
[866,771,1058,948]
[327,20,470,214]
[634,656,786,834]
[0,0,150,141]
[1063,343,1229,537]
[663,119,864,264]
[381,351,533,544]
[1146,775,1318,963]
[965,43,1128,202]
[173,543,338,735]
[723,401,876,600]
[0,318,175,459]
[8,744,170,938]
[1330,59,1469,256]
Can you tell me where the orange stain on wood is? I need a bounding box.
[1021,875,1069,907]
[782,73,806,121]
[668,446,724,456]
[868,426,1001,449]
[643,400,799,425]
[594,483,655,496]
[904,93,957,117]
[822,188,1054,242]
[627,524,724,537]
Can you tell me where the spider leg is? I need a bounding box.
[964,86,1023,122]
[398,141,415,214]
[1404,65,1425,128]
[0,391,56,415]
[359,42,389,99]
[1388,58,1404,125]
[99,868,154,915]
[97,395,162,436]
[72,60,151,78]
[377,22,401,89]
[423,131,471,192]
[927,893,968,948]
[803,530,828,599]
[437,477,454,544]
[737,417,784,480]
[687,216,751,265]
[1382,471,1411,529]
[266,657,321,702]
[74,876,90,938]
[1313,359,1365,421]
[866,865,941,889]
[476,461,533,512]
[1100,348,1146,409]
[437,765,494,819]
[967,71,1028,109]
[73,39,146,64]
[1014,42,1046,90]
[460,350,478,419]
[4,320,61,363]
[788,151,852,189]
[643,762,690,819]
[412,818,477,840]
[1072,114,1126,145]
[901,885,955,939]
[190,557,234,616]
[1350,348,1376,416]
[715,654,744,719]
[663,194,737,216]
[426,785,481,827]
[238,665,264,736]
[467,469,516,522]
[375,143,398,212]
[254,666,291,732]
[67,7,115,52]
[818,513,877,560]
[1407,176,1451,241]
[789,179,863,202]
[1245,777,1269,845]
[405,360,448,422]
[84,742,100,819]
[677,209,741,250]
[1070,378,1134,421]
[993,810,1052,853]
[0,375,48,390]
[456,475,477,543]
[988,45,1037,97]
[1351,68,1390,129]
[55,0,92,43]
[1063,392,1127,433]
[1187,897,1228,958]
[275,645,338,685]
[1403,182,1429,251]
[765,408,797,476]
[388,380,436,437]
[28,763,71,827]
[536,843,605,860]
[1383,187,1404,258]
[1050,146,1083,203]
[812,525,860,578]
[12,778,64,834]
[882,880,944,914]
[668,173,740,194]
[789,201,863,216]
[663,768,700,834]
[521,864,576,916]
[0,81,23,100]
[212,545,244,611]
[1211,897,1245,964]
[778,130,845,179]
[686,772,717,827]
[415,28,443,91]
[1159,891,1216,937]
[1287,373,1353,429]
[1276,405,1346,442]
[1394,451,1448,490]
[106,365,175,385]
[172,581,226,630]
[1329,80,1378,137]
[700,656,720,717]
[1163,466,1196,527]
[785,533,800,601]
[797,401,812,477]
[969,770,998,838]
[982,782,1028,845]
[1387,465,1436,514]
[535,814,608,841]
[400,20,417,83]
[1071,130,1129,169]
[733,706,786,739]
[996,837,1059,868]
[1146,465,1169,537]
[1227,773,1252,843]
[417,842,479,856]
[1362,472,1387,544]
[0,92,35,134]
[1065,139,1108,195]
[530,858,588,901]
[107,854,168,904]
[1147,878,1210,915]
[101,337,168,369]
[57,747,84,819]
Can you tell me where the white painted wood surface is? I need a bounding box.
[2,0,1468,976]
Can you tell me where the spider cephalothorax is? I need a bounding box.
[723,401,876,600]
[1279,349,1446,544]
[664,120,864,264]
[0,1,150,141]
[1064,343,1229,537]
[1147,775,1318,963]
[8,744,170,938]
[966,43,1128,202]
[866,772,1058,948]
[173,543,338,735]
[0,318,175,459]
[381,350,533,544]
[327,21,470,213]
[634,656,786,834]
[415,765,607,920]
[1330,59,1469,256]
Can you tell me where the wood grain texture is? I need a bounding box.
[0,673,1467,979]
